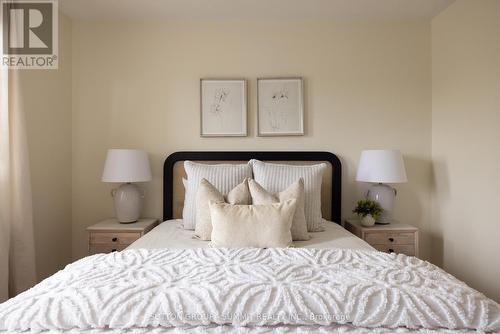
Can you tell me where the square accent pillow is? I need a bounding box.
[195,178,250,240]
[209,200,297,248]
[250,159,326,232]
[248,178,309,241]
[182,161,252,230]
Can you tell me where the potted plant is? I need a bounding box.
[353,199,383,227]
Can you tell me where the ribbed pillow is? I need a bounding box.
[248,178,310,241]
[250,159,326,232]
[209,200,296,248]
[195,178,251,240]
[182,161,252,230]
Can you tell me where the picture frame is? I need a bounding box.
[200,78,247,137]
[257,77,304,136]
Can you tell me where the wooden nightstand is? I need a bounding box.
[87,218,158,255]
[343,219,419,257]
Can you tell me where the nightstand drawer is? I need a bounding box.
[89,232,141,245]
[372,244,415,256]
[87,218,158,255]
[89,243,129,255]
[364,232,415,245]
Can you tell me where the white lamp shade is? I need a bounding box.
[102,149,152,183]
[356,149,407,183]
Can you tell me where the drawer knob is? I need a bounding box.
[112,237,118,242]
[388,248,395,253]
[388,237,394,242]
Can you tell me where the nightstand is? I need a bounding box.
[87,218,158,255]
[343,219,419,257]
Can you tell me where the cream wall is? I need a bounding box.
[431,0,500,302]
[71,21,432,259]
[19,14,72,280]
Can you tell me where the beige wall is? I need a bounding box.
[431,0,500,302]
[19,14,72,280]
[71,21,432,259]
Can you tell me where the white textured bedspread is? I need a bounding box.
[1,248,499,333]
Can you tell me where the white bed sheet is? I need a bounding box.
[127,219,374,251]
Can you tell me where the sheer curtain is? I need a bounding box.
[0,20,37,302]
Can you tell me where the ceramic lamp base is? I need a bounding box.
[111,183,144,223]
[366,183,396,224]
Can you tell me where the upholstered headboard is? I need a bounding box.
[163,151,342,224]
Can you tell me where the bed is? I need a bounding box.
[128,151,372,250]
[0,151,499,334]
[127,219,374,251]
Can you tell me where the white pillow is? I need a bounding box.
[209,200,296,248]
[182,161,252,230]
[248,178,310,241]
[195,178,251,240]
[250,159,326,232]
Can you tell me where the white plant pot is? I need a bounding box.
[360,214,376,227]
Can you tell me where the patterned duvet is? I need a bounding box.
[0,248,499,333]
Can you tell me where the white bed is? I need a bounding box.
[127,219,374,251]
[1,152,499,333]
[2,247,498,333]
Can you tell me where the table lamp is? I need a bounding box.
[356,149,407,224]
[102,149,152,223]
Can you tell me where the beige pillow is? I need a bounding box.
[195,178,250,240]
[248,178,310,241]
[209,199,297,248]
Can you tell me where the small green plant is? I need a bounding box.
[353,199,383,219]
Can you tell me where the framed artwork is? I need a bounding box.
[200,79,247,137]
[257,77,304,136]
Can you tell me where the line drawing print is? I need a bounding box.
[267,86,290,130]
[201,79,246,136]
[209,88,229,129]
[258,78,303,136]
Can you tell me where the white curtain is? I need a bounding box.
[0,14,37,302]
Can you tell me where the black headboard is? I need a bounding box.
[163,151,342,224]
